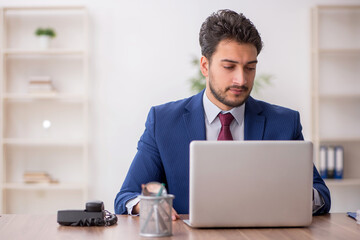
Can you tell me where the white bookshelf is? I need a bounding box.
[0,6,89,214]
[311,5,360,212]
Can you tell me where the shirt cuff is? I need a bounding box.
[125,196,140,215]
[312,188,325,214]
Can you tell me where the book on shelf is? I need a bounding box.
[23,171,58,184]
[319,145,344,179]
[28,76,57,94]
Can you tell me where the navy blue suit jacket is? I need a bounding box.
[114,90,331,215]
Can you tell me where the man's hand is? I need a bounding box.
[172,208,180,221]
[132,203,180,221]
[132,202,140,215]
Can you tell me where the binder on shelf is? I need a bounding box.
[319,145,344,180]
[334,146,344,179]
[327,146,335,179]
[319,146,327,178]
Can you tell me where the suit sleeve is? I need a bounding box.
[293,111,304,140]
[294,111,331,214]
[114,107,165,214]
[312,166,331,215]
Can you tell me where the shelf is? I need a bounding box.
[0,5,89,214]
[317,5,360,10]
[318,137,360,143]
[312,5,360,213]
[3,182,85,190]
[3,93,86,102]
[3,49,86,55]
[3,6,86,11]
[2,138,85,146]
[325,179,360,187]
[318,48,360,54]
[318,94,360,100]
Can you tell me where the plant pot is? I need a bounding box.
[38,35,51,49]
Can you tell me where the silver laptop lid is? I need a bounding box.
[188,141,313,227]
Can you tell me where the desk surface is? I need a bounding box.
[0,213,359,240]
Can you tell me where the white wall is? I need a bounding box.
[1,0,359,212]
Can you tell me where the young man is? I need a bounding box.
[114,9,331,219]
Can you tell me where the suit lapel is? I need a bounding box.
[244,96,265,140]
[183,90,206,141]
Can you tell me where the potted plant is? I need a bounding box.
[35,27,56,49]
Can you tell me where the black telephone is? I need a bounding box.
[57,201,117,226]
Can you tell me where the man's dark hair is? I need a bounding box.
[199,9,263,60]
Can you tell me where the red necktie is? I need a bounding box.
[217,113,234,140]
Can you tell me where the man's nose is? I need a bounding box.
[232,69,246,85]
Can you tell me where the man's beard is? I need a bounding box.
[209,76,251,108]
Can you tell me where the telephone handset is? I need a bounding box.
[57,200,117,226]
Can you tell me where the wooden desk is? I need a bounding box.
[0,214,359,239]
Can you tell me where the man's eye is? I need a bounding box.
[224,66,234,70]
[246,67,256,71]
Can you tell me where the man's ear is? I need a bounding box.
[200,56,209,78]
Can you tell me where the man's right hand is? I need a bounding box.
[171,208,180,221]
[132,202,140,215]
[132,203,179,221]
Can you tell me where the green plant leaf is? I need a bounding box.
[35,27,56,38]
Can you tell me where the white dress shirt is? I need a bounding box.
[203,91,245,140]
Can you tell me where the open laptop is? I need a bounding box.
[185,141,313,228]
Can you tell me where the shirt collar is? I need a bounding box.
[202,90,245,125]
